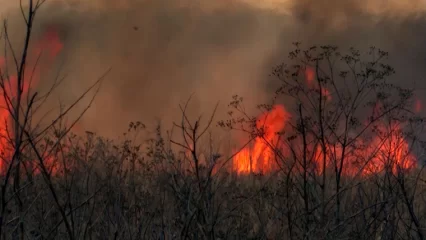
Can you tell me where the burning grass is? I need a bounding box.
[0,5,424,238]
[0,27,63,176]
[2,129,424,239]
[231,64,418,178]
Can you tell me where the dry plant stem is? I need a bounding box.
[0,1,37,238]
[12,3,33,239]
[0,6,423,237]
[0,0,106,238]
[219,44,426,239]
[396,172,425,240]
[313,58,330,229]
[298,103,311,238]
[24,130,74,239]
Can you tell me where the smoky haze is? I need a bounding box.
[3,0,426,138]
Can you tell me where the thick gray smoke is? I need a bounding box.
[2,0,426,137]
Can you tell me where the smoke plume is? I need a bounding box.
[2,0,426,137]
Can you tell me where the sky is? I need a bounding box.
[2,0,426,137]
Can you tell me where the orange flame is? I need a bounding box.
[233,107,417,177]
[0,27,64,176]
[361,124,416,175]
[305,66,331,100]
[306,124,416,177]
[233,105,289,174]
[232,66,417,177]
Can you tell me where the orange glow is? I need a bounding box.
[0,27,63,176]
[360,124,416,175]
[415,98,422,113]
[33,27,64,59]
[31,155,58,176]
[305,66,315,84]
[305,66,331,100]
[306,124,416,177]
[233,106,417,177]
[233,105,289,174]
[232,66,417,177]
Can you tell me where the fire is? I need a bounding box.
[233,107,417,176]
[305,66,315,84]
[0,27,64,176]
[305,66,331,100]
[306,123,416,177]
[35,28,63,57]
[361,124,416,175]
[232,66,417,177]
[415,98,421,113]
[233,105,289,174]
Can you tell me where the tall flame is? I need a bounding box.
[0,27,64,175]
[233,105,289,174]
[232,66,417,177]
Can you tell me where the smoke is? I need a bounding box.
[2,0,426,137]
